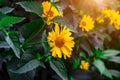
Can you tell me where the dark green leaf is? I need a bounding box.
[49,59,68,80]
[41,30,50,54]
[37,53,42,60]
[21,49,36,61]
[9,69,36,80]
[0,12,7,20]
[21,18,43,39]
[101,50,120,57]
[0,7,14,14]
[9,59,45,73]
[93,59,105,74]
[103,69,113,80]
[5,32,21,58]
[0,16,25,29]
[70,76,74,80]
[93,48,104,57]
[17,1,43,16]
[109,69,120,78]
[109,56,120,63]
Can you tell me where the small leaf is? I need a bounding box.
[79,52,89,61]
[93,59,105,74]
[70,76,74,80]
[17,1,43,16]
[103,69,113,80]
[109,56,120,63]
[10,59,45,73]
[37,53,42,60]
[0,16,25,29]
[109,69,120,78]
[0,7,14,14]
[72,58,80,69]
[5,32,21,58]
[102,50,120,57]
[93,48,104,57]
[49,59,68,80]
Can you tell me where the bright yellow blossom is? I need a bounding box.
[48,23,75,59]
[114,16,120,30]
[80,60,90,70]
[101,9,119,24]
[79,15,95,32]
[101,9,120,30]
[96,16,104,24]
[42,1,61,25]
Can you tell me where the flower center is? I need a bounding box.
[45,10,54,17]
[55,37,64,48]
[81,21,86,26]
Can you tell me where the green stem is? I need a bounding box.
[23,40,48,47]
[21,2,53,48]
[2,29,8,36]
[21,19,46,47]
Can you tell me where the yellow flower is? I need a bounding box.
[79,15,95,32]
[80,60,90,70]
[114,16,120,30]
[101,9,119,24]
[48,23,75,59]
[96,16,104,24]
[42,1,61,25]
[101,9,120,30]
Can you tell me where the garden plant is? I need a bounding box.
[0,0,120,80]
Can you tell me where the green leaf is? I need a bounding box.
[0,7,14,14]
[21,18,43,39]
[101,50,120,57]
[79,52,89,61]
[72,58,80,69]
[37,53,42,60]
[70,76,74,80]
[9,70,36,80]
[16,1,43,16]
[93,48,104,57]
[5,32,21,58]
[109,69,120,78]
[49,59,68,80]
[9,59,45,73]
[0,16,25,29]
[108,56,120,63]
[0,0,5,5]
[93,59,106,74]
[41,30,50,54]
[103,69,113,80]
[0,12,7,20]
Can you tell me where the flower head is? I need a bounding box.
[96,16,104,24]
[79,15,94,32]
[101,9,120,30]
[42,1,61,25]
[48,23,75,59]
[101,9,119,24]
[80,60,90,70]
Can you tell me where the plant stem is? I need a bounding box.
[24,40,48,47]
[21,18,46,47]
